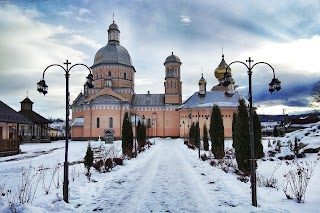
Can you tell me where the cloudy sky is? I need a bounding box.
[1,0,320,119]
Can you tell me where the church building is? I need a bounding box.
[71,21,241,141]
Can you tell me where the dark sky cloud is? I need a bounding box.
[1,0,320,117]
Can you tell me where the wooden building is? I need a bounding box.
[18,97,51,143]
[0,101,33,156]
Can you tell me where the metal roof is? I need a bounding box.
[108,22,119,31]
[18,110,50,124]
[71,117,84,127]
[72,93,86,107]
[91,94,122,104]
[20,97,33,104]
[0,101,33,124]
[132,94,165,106]
[93,43,133,67]
[180,91,241,110]
[164,52,181,64]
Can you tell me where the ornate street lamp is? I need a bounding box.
[224,57,281,207]
[182,120,185,138]
[37,60,93,203]
[197,110,200,159]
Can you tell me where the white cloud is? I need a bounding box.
[57,10,73,17]
[79,8,91,16]
[0,4,91,118]
[69,35,100,49]
[180,15,191,25]
[236,35,320,76]
[256,104,313,115]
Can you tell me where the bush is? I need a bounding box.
[113,158,123,166]
[200,153,208,161]
[303,148,319,154]
[257,162,281,189]
[93,158,114,172]
[84,143,94,173]
[282,160,318,202]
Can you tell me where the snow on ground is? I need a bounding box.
[0,123,319,212]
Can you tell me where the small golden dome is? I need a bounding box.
[198,74,207,84]
[214,54,231,80]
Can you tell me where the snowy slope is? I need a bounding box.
[0,123,319,212]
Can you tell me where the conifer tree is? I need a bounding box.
[273,126,279,137]
[210,105,225,159]
[137,120,142,151]
[121,112,133,156]
[84,142,93,173]
[253,111,264,159]
[137,120,146,151]
[194,121,200,148]
[203,124,209,151]
[232,112,238,149]
[189,122,195,145]
[234,99,251,175]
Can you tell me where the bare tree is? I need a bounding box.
[311,80,320,111]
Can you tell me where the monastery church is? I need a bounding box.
[71,21,241,141]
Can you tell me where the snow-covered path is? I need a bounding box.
[2,137,317,212]
[77,139,281,213]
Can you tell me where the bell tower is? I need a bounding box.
[164,52,182,105]
[198,73,207,97]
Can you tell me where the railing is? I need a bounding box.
[0,139,20,155]
[20,136,51,143]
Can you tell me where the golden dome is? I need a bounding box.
[198,73,207,84]
[214,54,231,80]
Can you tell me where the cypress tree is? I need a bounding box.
[137,120,142,151]
[84,142,93,173]
[194,121,200,148]
[232,112,237,149]
[253,111,264,159]
[142,122,146,147]
[189,122,195,145]
[121,112,133,156]
[137,120,146,151]
[235,99,251,175]
[210,105,225,159]
[203,124,209,151]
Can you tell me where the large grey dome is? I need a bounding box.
[164,52,181,64]
[93,43,133,67]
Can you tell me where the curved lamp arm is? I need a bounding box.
[251,62,275,78]
[69,63,93,74]
[42,64,66,79]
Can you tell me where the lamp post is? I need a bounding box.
[224,57,281,207]
[182,121,185,138]
[197,110,200,159]
[152,122,155,144]
[37,60,93,203]
[134,110,137,158]
[188,108,192,141]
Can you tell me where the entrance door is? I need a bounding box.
[104,129,114,144]
[0,126,2,139]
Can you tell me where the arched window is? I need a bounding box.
[96,117,100,128]
[171,81,173,88]
[124,73,127,79]
[109,117,113,128]
[147,118,151,128]
[108,71,112,77]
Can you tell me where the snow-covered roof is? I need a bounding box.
[180,91,241,110]
[72,117,84,126]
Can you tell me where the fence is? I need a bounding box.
[0,139,20,157]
